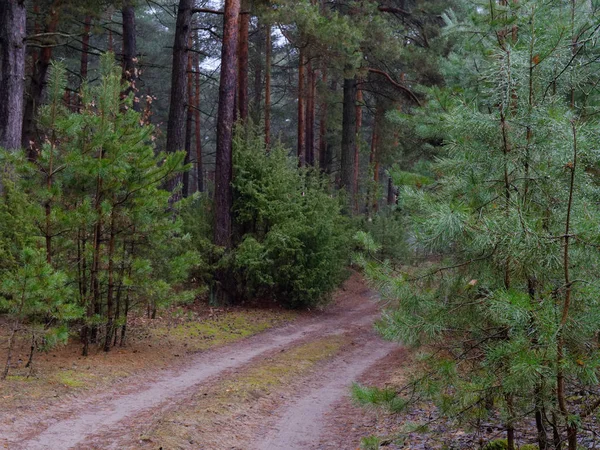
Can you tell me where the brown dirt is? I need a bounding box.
[0,271,406,450]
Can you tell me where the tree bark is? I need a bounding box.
[297,47,306,166]
[264,23,271,149]
[21,2,59,156]
[340,75,357,196]
[305,64,316,166]
[194,30,203,193]
[214,0,240,249]
[121,2,139,111]
[318,70,327,170]
[387,176,395,205]
[354,86,363,212]
[252,21,264,125]
[237,0,250,122]
[183,34,193,197]
[0,0,26,152]
[165,0,193,192]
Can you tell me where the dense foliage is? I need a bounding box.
[359,1,600,448]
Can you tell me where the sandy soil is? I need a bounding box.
[0,272,404,450]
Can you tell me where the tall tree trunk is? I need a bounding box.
[0,0,26,152]
[318,70,327,170]
[340,75,357,197]
[264,24,272,149]
[353,86,363,212]
[194,30,204,193]
[21,3,59,156]
[297,47,306,166]
[367,106,381,216]
[305,64,316,166]
[214,0,240,250]
[165,0,193,192]
[183,34,193,197]
[252,20,264,124]
[121,2,139,111]
[237,0,250,122]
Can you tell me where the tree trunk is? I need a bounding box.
[237,0,250,123]
[121,2,139,111]
[354,86,363,212]
[305,64,316,166]
[183,34,193,197]
[103,208,116,352]
[80,15,91,83]
[340,75,357,196]
[194,30,204,193]
[367,106,381,216]
[213,0,241,304]
[318,70,327,170]
[22,2,59,156]
[264,23,271,149]
[252,21,264,124]
[297,47,306,166]
[387,176,395,205]
[165,0,193,192]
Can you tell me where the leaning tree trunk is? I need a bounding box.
[165,0,193,192]
[121,1,139,111]
[0,0,26,152]
[339,75,357,197]
[214,0,240,251]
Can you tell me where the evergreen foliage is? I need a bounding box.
[0,55,193,364]
[360,1,600,448]
[230,127,351,308]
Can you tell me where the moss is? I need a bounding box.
[152,310,296,351]
[53,370,95,388]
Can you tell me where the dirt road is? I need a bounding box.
[1,273,399,449]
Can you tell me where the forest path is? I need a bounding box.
[0,273,398,449]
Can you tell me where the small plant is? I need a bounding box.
[360,435,381,450]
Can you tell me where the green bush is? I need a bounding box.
[229,127,351,308]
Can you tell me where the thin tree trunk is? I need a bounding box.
[194,30,203,192]
[252,21,264,124]
[354,86,363,212]
[237,0,250,122]
[305,64,316,166]
[340,75,357,197]
[387,177,395,205]
[165,0,193,192]
[297,47,306,166]
[183,34,193,197]
[367,106,381,216]
[103,207,116,352]
[2,321,19,380]
[80,15,91,83]
[318,70,327,170]
[122,2,139,111]
[264,23,271,149]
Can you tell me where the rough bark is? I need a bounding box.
[305,64,316,166]
[237,0,250,122]
[318,70,327,170]
[21,2,59,155]
[354,86,363,212]
[214,0,240,249]
[194,30,203,193]
[297,47,306,166]
[0,0,26,152]
[121,2,139,111]
[340,76,357,196]
[264,23,272,149]
[252,21,264,124]
[183,34,193,197]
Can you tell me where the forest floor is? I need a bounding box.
[0,271,406,450]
